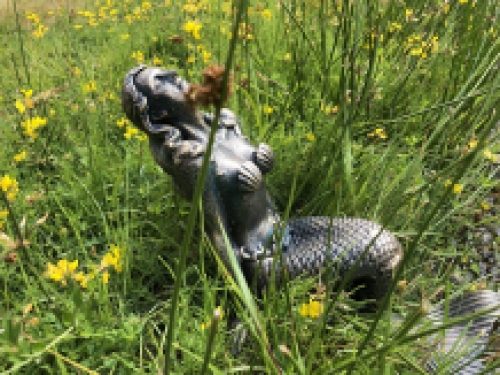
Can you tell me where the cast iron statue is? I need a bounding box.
[121,64,500,373]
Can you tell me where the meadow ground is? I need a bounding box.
[0,0,499,373]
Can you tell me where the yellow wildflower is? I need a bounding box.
[116,117,128,127]
[45,259,83,285]
[453,184,463,194]
[82,81,97,93]
[183,3,198,13]
[261,9,272,20]
[431,36,439,54]
[321,103,338,115]
[0,174,17,193]
[102,272,110,284]
[124,126,139,139]
[299,299,324,318]
[481,201,491,211]
[202,50,211,63]
[284,53,291,61]
[405,8,413,21]
[69,260,78,272]
[263,105,273,114]
[74,271,88,288]
[26,13,40,24]
[309,300,324,318]
[367,128,387,139]
[132,51,144,64]
[389,22,402,33]
[0,174,13,190]
[101,252,117,268]
[468,139,478,149]
[410,47,423,56]
[121,33,130,40]
[183,20,202,40]
[101,244,123,272]
[57,259,79,274]
[110,244,123,272]
[484,149,498,162]
[0,210,8,230]
[7,190,17,201]
[444,179,452,187]
[153,56,163,65]
[23,303,33,315]
[21,89,33,99]
[305,133,316,142]
[21,116,47,140]
[32,24,49,38]
[14,151,27,162]
[15,100,26,114]
[79,10,94,17]
[73,270,85,284]
[45,262,64,282]
[0,175,19,201]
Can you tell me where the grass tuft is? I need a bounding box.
[0,0,499,373]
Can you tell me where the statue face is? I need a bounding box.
[133,67,193,125]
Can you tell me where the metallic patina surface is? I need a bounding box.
[121,64,500,373]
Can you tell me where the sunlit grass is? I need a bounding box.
[0,0,499,373]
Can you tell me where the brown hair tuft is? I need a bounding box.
[185,65,233,110]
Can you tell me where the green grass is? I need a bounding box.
[0,0,499,373]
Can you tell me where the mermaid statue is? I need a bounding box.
[121,64,500,373]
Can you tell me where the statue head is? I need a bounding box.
[121,65,208,141]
